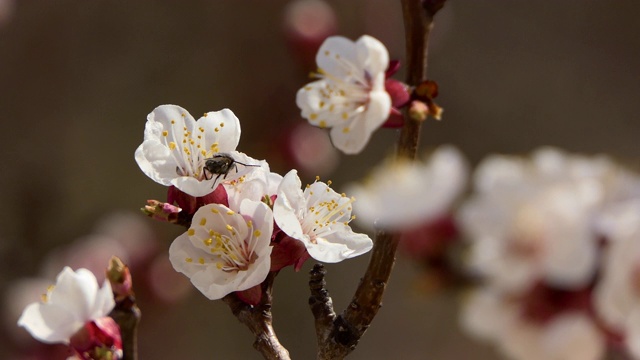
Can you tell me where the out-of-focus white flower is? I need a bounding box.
[274,170,372,263]
[458,148,621,293]
[593,199,640,358]
[169,200,273,300]
[4,278,51,344]
[135,104,264,197]
[461,289,605,360]
[296,35,391,154]
[17,267,115,344]
[347,145,468,231]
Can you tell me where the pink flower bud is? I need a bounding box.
[106,257,133,299]
[143,199,182,223]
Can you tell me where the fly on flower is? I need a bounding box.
[203,152,261,187]
[135,105,267,197]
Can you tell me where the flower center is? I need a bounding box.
[302,179,356,243]
[159,114,223,180]
[186,210,262,272]
[312,50,374,120]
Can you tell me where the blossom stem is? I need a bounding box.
[310,1,448,359]
[397,0,444,160]
[222,271,290,360]
[108,258,140,360]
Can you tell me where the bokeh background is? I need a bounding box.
[1,0,639,359]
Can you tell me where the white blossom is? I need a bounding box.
[593,199,640,358]
[17,267,115,344]
[169,200,273,300]
[274,170,372,263]
[296,35,391,154]
[347,145,468,231]
[135,104,264,197]
[459,148,614,293]
[461,289,605,360]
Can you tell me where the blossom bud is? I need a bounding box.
[409,100,430,122]
[106,257,133,299]
[142,200,182,223]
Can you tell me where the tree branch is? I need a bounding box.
[310,0,448,358]
[398,0,445,160]
[223,272,290,360]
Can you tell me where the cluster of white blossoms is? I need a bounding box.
[135,105,373,301]
[458,147,640,360]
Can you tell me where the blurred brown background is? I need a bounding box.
[0,0,638,359]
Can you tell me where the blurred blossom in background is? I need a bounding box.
[1,0,640,359]
[459,148,640,360]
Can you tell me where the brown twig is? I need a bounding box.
[107,257,140,360]
[398,0,444,160]
[309,0,447,358]
[222,272,290,360]
[109,295,140,360]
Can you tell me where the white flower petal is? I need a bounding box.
[356,35,389,76]
[48,268,98,322]
[198,109,241,153]
[316,36,358,78]
[625,306,640,358]
[540,314,605,360]
[18,302,80,344]
[135,140,178,186]
[329,112,373,155]
[310,227,373,263]
[274,170,306,240]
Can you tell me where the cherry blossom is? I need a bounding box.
[296,35,391,154]
[458,148,612,293]
[169,200,273,300]
[17,267,115,345]
[135,104,264,197]
[347,145,468,231]
[273,170,372,263]
[461,288,605,360]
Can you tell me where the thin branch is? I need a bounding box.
[310,0,447,358]
[223,272,291,360]
[107,258,140,360]
[109,295,140,360]
[398,0,445,160]
[309,264,337,346]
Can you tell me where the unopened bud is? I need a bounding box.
[142,200,181,223]
[107,257,133,298]
[409,100,430,122]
